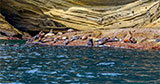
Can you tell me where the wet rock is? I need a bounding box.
[93,31,102,38]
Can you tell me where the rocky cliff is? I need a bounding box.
[0,0,160,36]
[0,13,21,38]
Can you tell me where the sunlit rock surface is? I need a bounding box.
[0,13,21,37]
[0,0,160,33]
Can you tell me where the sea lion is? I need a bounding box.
[62,36,68,40]
[70,36,80,42]
[75,36,80,40]
[57,32,63,35]
[97,37,108,45]
[44,29,55,37]
[70,36,75,42]
[53,38,59,43]
[108,37,119,42]
[87,39,93,47]
[64,39,69,46]
[81,35,88,40]
[67,29,74,32]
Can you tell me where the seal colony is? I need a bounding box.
[27,28,160,50]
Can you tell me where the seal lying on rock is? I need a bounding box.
[81,35,88,40]
[108,37,119,42]
[70,36,81,42]
[67,29,74,32]
[64,39,69,46]
[62,36,68,40]
[44,29,55,37]
[57,32,63,35]
[97,37,108,45]
[87,39,93,47]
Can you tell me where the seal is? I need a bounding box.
[108,37,119,42]
[67,29,74,32]
[81,35,88,40]
[70,36,80,42]
[75,36,80,40]
[97,37,108,45]
[87,39,93,47]
[57,32,63,35]
[64,39,69,46]
[70,36,75,42]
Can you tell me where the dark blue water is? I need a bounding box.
[0,40,160,84]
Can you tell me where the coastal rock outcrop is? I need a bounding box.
[0,13,21,38]
[1,0,160,33]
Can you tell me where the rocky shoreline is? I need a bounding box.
[26,28,160,50]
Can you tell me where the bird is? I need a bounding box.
[87,39,93,47]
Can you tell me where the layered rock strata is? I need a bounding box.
[0,13,21,38]
[1,0,160,33]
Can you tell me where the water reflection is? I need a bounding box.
[0,42,160,84]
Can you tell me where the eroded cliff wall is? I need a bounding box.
[0,13,22,37]
[0,0,160,35]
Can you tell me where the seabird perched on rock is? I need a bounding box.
[87,39,93,47]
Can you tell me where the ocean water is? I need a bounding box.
[0,40,160,84]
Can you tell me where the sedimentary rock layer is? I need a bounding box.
[0,0,160,32]
[0,13,21,37]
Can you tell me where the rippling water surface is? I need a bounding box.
[0,40,160,84]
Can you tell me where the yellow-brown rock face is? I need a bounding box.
[0,13,21,37]
[0,0,160,32]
